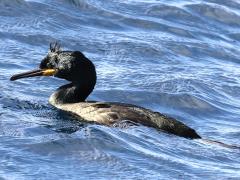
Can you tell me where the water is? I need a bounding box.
[0,0,240,179]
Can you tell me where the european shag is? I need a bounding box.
[10,42,201,139]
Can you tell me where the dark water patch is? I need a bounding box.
[227,32,240,42]
[207,0,240,11]
[0,0,26,6]
[146,4,203,24]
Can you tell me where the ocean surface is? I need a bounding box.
[0,0,240,179]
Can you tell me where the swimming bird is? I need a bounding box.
[10,42,201,139]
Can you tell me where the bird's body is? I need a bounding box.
[49,89,200,139]
[10,42,200,139]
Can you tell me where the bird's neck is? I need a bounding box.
[49,82,95,105]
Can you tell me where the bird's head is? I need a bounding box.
[10,42,96,87]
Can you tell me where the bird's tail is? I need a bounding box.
[199,138,240,150]
[152,113,240,150]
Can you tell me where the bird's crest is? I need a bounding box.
[49,41,61,53]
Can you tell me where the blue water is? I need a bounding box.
[0,0,240,179]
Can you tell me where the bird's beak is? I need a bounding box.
[10,69,56,81]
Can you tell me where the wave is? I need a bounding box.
[186,2,240,26]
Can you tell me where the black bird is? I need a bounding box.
[10,42,201,139]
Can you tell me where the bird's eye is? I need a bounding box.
[47,62,53,68]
